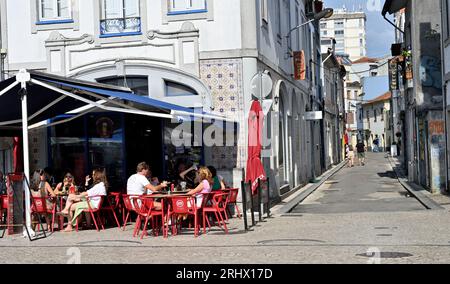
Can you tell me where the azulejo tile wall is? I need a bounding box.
[200,59,245,169]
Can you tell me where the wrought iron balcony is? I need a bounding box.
[100,17,141,36]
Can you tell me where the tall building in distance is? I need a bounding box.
[320,8,367,61]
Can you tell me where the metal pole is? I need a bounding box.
[257,179,262,222]
[241,181,248,231]
[20,87,34,237]
[250,182,255,227]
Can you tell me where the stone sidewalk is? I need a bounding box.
[2,154,450,264]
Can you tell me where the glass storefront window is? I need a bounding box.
[50,116,87,186]
[49,113,125,190]
[87,113,125,191]
[164,121,203,184]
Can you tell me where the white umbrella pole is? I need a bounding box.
[20,86,34,237]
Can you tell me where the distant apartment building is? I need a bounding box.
[320,9,366,61]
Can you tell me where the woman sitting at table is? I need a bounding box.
[61,168,107,232]
[186,167,213,208]
[207,166,226,191]
[30,169,57,230]
[54,172,77,195]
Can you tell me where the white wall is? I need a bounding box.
[362,100,391,149]
[5,0,243,69]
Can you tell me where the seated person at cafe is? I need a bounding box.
[187,167,213,208]
[146,166,160,187]
[207,166,226,191]
[177,162,198,189]
[0,171,6,195]
[30,169,57,230]
[127,162,167,210]
[54,172,77,195]
[61,168,108,232]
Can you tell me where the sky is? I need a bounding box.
[324,0,395,58]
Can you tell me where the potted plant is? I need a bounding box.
[401,49,413,80]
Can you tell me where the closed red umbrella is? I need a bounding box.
[246,100,266,194]
[13,137,23,173]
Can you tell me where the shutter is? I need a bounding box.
[40,0,55,20]
[58,0,71,19]
[124,0,139,17]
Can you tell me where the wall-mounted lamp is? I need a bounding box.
[285,8,334,39]
[274,95,279,105]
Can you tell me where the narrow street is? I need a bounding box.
[291,153,425,214]
[3,153,450,264]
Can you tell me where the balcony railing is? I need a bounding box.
[100,17,141,36]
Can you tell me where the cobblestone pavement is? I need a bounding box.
[2,153,450,264]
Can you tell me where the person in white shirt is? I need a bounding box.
[127,162,167,210]
[61,168,107,232]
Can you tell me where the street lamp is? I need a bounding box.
[286,8,334,39]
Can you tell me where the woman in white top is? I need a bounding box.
[61,168,107,232]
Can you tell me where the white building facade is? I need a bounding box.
[0,0,329,200]
[361,92,393,152]
[320,9,366,61]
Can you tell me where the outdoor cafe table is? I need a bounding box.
[53,193,68,230]
[143,193,195,236]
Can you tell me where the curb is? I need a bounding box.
[387,156,445,211]
[274,160,348,215]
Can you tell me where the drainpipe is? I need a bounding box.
[441,0,449,192]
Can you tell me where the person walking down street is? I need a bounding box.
[356,141,366,166]
[373,135,380,153]
[347,145,355,168]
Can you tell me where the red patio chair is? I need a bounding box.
[132,196,166,239]
[0,195,8,226]
[202,193,229,234]
[167,194,210,237]
[121,194,140,231]
[226,188,241,218]
[100,192,121,229]
[30,196,57,232]
[75,195,105,232]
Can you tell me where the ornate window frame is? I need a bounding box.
[161,0,214,24]
[93,0,148,44]
[31,0,80,33]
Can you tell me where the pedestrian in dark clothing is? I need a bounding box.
[356,141,366,166]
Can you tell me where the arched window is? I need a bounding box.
[165,80,198,97]
[97,76,148,96]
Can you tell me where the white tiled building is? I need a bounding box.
[0,0,333,200]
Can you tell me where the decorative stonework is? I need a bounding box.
[200,59,244,169]
[45,31,94,47]
[146,22,199,40]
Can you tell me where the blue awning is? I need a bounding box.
[40,78,195,114]
[0,71,231,127]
